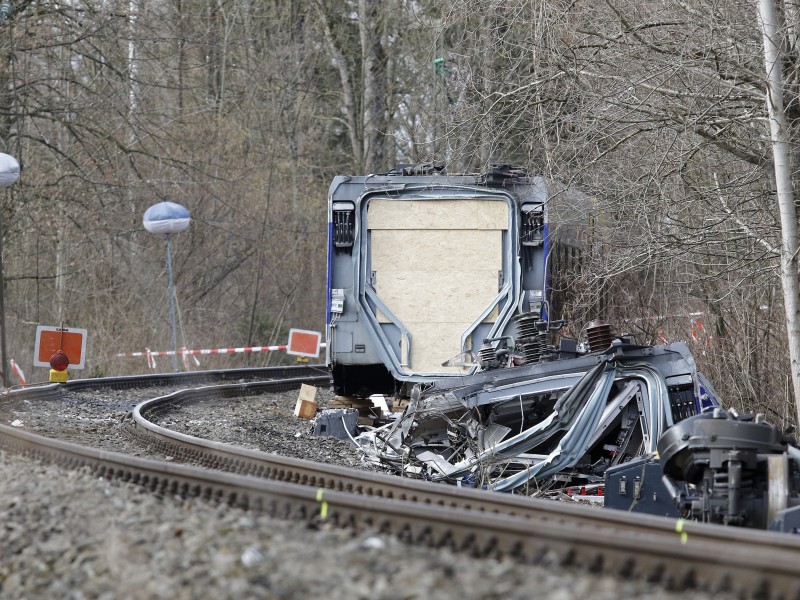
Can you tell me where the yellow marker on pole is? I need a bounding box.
[316,488,329,520]
[675,518,688,544]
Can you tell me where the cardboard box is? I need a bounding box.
[294,384,318,419]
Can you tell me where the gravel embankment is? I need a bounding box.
[0,383,724,599]
[149,387,377,470]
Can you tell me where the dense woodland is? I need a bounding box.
[0,0,797,423]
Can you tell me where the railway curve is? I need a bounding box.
[3,369,800,599]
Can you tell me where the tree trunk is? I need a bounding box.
[759,0,800,424]
[359,0,387,172]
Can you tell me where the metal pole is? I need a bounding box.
[165,233,179,372]
[0,196,7,387]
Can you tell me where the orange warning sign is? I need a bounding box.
[33,326,88,369]
[287,329,321,358]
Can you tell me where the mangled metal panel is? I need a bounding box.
[355,340,719,494]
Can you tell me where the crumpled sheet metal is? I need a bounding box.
[490,364,615,491]
[354,342,705,493]
[431,361,613,485]
[354,361,623,491]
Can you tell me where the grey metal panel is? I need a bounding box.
[332,331,352,353]
[604,457,682,517]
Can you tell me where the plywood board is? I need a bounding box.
[370,230,500,272]
[368,199,508,373]
[372,264,500,322]
[368,199,508,230]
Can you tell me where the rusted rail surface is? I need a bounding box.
[3,370,800,598]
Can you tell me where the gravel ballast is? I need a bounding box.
[0,383,726,599]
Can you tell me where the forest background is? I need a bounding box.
[0,0,796,425]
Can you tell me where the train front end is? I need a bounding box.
[326,164,552,398]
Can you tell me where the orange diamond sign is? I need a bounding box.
[34,326,88,369]
[287,329,321,358]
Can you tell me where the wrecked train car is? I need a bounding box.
[356,328,720,494]
[325,163,721,495]
[326,163,587,399]
[605,408,800,532]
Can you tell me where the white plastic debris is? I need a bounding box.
[359,536,385,550]
[241,545,264,567]
[369,394,390,416]
[10,419,22,427]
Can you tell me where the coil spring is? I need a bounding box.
[586,320,613,352]
[478,343,499,369]
[515,313,546,365]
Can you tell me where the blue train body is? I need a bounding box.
[325,164,579,397]
[326,165,730,496]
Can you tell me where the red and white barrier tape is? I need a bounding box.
[120,345,321,371]
[181,347,201,369]
[10,359,26,386]
[116,344,303,358]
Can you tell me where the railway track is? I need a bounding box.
[2,368,800,599]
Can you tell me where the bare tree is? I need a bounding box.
[428,0,800,420]
[758,0,800,424]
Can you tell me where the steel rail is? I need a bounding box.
[126,376,800,593]
[1,420,800,599]
[4,364,327,395]
[129,380,666,517]
[6,367,800,597]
